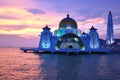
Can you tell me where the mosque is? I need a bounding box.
[20,12,115,54]
[39,14,100,52]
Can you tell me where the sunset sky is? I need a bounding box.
[0,0,120,47]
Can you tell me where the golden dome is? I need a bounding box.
[59,14,77,29]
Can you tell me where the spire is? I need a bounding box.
[90,26,97,30]
[109,11,112,14]
[106,11,114,45]
[43,25,50,30]
[82,31,87,35]
[67,14,69,18]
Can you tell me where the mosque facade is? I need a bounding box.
[38,14,100,51]
[20,12,116,53]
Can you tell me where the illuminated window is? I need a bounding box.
[67,26,71,29]
[45,45,47,47]
[74,38,79,41]
[45,42,47,44]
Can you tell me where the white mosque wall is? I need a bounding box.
[89,30,100,49]
[38,29,52,50]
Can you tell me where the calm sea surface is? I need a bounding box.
[0,48,120,80]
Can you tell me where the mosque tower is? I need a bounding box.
[106,11,114,45]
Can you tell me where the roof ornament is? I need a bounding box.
[90,26,97,30]
[43,25,50,30]
[67,14,69,18]
[109,11,111,14]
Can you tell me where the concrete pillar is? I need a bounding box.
[67,51,69,55]
[52,51,54,54]
[24,50,27,53]
[76,52,79,55]
[89,51,91,54]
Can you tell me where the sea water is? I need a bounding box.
[0,48,120,80]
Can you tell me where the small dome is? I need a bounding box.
[59,14,77,29]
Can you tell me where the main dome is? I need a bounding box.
[59,14,77,29]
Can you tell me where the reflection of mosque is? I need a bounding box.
[39,14,100,52]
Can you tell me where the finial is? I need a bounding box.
[109,11,112,14]
[83,31,85,34]
[67,14,69,18]
[46,25,48,27]
[92,25,94,28]
[90,26,97,30]
[43,24,50,30]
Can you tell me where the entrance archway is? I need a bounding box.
[56,33,85,50]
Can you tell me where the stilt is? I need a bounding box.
[35,51,39,53]
[52,51,54,54]
[24,50,27,53]
[76,52,79,55]
[89,51,91,54]
[67,51,69,55]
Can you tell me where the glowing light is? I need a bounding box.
[56,30,62,36]
[41,40,51,48]
[59,39,62,41]
[55,46,59,50]
[81,46,85,50]
[67,26,71,29]
[74,38,79,41]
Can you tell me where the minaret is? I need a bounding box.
[38,25,52,50]
[106,11,114,45]
[89,26,100,49]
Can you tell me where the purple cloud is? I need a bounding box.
[76,9,106,21]
[0,0,8,7]
[0,34,39,47]
[26,8,45,14]
[0,15,18,19]
[114,16,120,25]
[0,25,29,31]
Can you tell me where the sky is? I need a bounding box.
[0,0,120,47]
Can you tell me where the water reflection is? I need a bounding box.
[97,55,110,79]
[39,54,58,80]
[56,55,82,80]
[39,55,96,80]
[39,54,120,80]
[0,48,120,80]
[0,48,42,80]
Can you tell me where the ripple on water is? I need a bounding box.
[0,48,120,80]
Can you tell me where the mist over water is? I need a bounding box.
[0,48,120,80]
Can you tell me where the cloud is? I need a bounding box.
[76,9,106,21]
[0,25,29,31]
[27,8,45,14]
[115,34,120,39]
[114,16,120,25]
[78,18,105,26]
[0,34,39,47]
[31,0,53,10]
[77,17,106,35]
[0,0,9,6]
[0,7,33,19]
[0,15,18,19]
[114,25,120,32]
[0,6,65,38]
[0,6,64,27]
[0,27,42,36]
[0,0,37,8]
